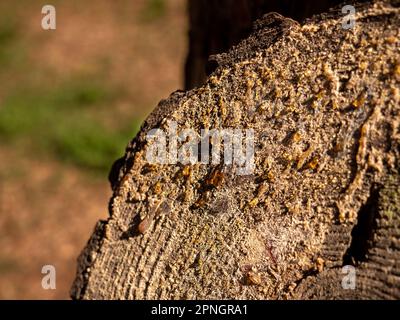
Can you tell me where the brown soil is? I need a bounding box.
[0,0,186,299]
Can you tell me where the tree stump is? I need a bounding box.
[185,0,350,89]
[71,0,400,299]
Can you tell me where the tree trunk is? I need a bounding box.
[184,0,349,89]
[71,0,400,299]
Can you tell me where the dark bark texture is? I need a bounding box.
[185,0,355,89]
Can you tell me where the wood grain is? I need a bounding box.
[71,1,400,299]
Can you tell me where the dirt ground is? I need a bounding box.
[0,0,186,299]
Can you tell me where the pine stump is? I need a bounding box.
[71,1,400,299]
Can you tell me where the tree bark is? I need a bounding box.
[184,0,350,89]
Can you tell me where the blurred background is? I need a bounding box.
[0,0,348,299]
[0,0,187,299]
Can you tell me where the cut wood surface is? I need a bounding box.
[71,1,400,299]
[184,0,346,89]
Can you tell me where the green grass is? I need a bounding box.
[0,4,144,176]
[0,18,19,68]
[141,0,166,22]
[0,20,16,44]
[0,80,140,174]
[52,117,136,173]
